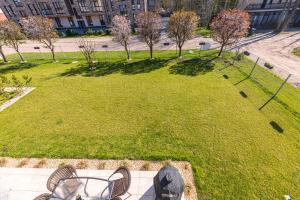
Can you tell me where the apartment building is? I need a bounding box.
[0,0,147,33]
[241,0,300,28]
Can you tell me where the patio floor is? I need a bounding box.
[0,167,183,200]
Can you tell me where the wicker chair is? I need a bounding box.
[33,193,51,200]
[46,164,78,192]
[108,166,131,198]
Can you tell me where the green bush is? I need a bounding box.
[85,28,94,35]
[65,29,78,37]
[264,62,273,69]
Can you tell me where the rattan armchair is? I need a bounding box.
[33,193,51,200]
[46,164,78,192]
[108,166,131,198]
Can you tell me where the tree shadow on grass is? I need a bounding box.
[60,61,122,77]
[122,59,169,75]
[60,58,170,77]
[169,57,216,76]
[0,63,40,74]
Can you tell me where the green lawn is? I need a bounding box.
[293,47,300,57]
[0,50,299,199]
[195,27,212,38]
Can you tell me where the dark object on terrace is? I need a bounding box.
[163,42,170,46]
[199,42,206,45]
[34,46,40,50]
[33,193,51,200]
[102,45,109,48]
[47,164,78,192]
[108,166,131,198]
[243,51,250,56]
[154,166,184,200]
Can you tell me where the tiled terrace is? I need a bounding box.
[0,167,185,200]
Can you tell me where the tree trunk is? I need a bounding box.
[0,46,7,63]
[218,44,225,57]
[51,48,56,62]
[16,50,25,62]
[281,0,300,31]
[178,45,182,57]
[124,43,131,60]
[150,45,153,59]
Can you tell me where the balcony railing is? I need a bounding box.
[245,2,297,10]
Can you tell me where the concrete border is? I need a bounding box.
[0,87,35,112]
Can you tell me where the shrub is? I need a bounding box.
[243,51,250,56]
[235,53,244,61]
[140,162,150,171]
[97,161,106,170]
[58,162,66,168]
[105,29,111,35]
[0,158,7,167]
[184,183,192,196]
[120,159,131,169]
[76,160,88,169]
[33,159,46,168]
[17,159,28,168]
[85,28,94,36]
[264,62,273,69]
[65,29,78,37]
[163,160,173,167]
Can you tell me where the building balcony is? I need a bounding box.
[246,2,300,12]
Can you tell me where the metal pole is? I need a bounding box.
[248,57,259,78]
[259,74,292,110]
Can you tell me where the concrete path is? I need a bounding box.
[2,34,217,55]
[0,168,177,200]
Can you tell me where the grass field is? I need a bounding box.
[0,50,299,199]
[293,47,300,57]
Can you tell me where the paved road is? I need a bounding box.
[236,31,300,87]
[2,34,217,54]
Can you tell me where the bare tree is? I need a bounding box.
[111,15,131,60]
[78,39,96,69]
[21,16,58,62]
[1,21,26,62]
[136,12,161,59]
[210,9,250,56]
[0,21,8,63]
[167,11,198,57]
[278,0,300,31]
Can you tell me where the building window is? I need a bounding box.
[86,16,93,26]
[52,2,64,14]
[54,17,63,27]
[19,10,27,17]
[13,0,23,7]
[78,0,89,12]
[137,0,141,9]
[90,0,103,11]
[38,2,53,15]
[68,17,75,27]
[33,4,40,15]
[99,15,105,25]
[119,4,127,15]
[27,4,34,15]
[8,5,17,17]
